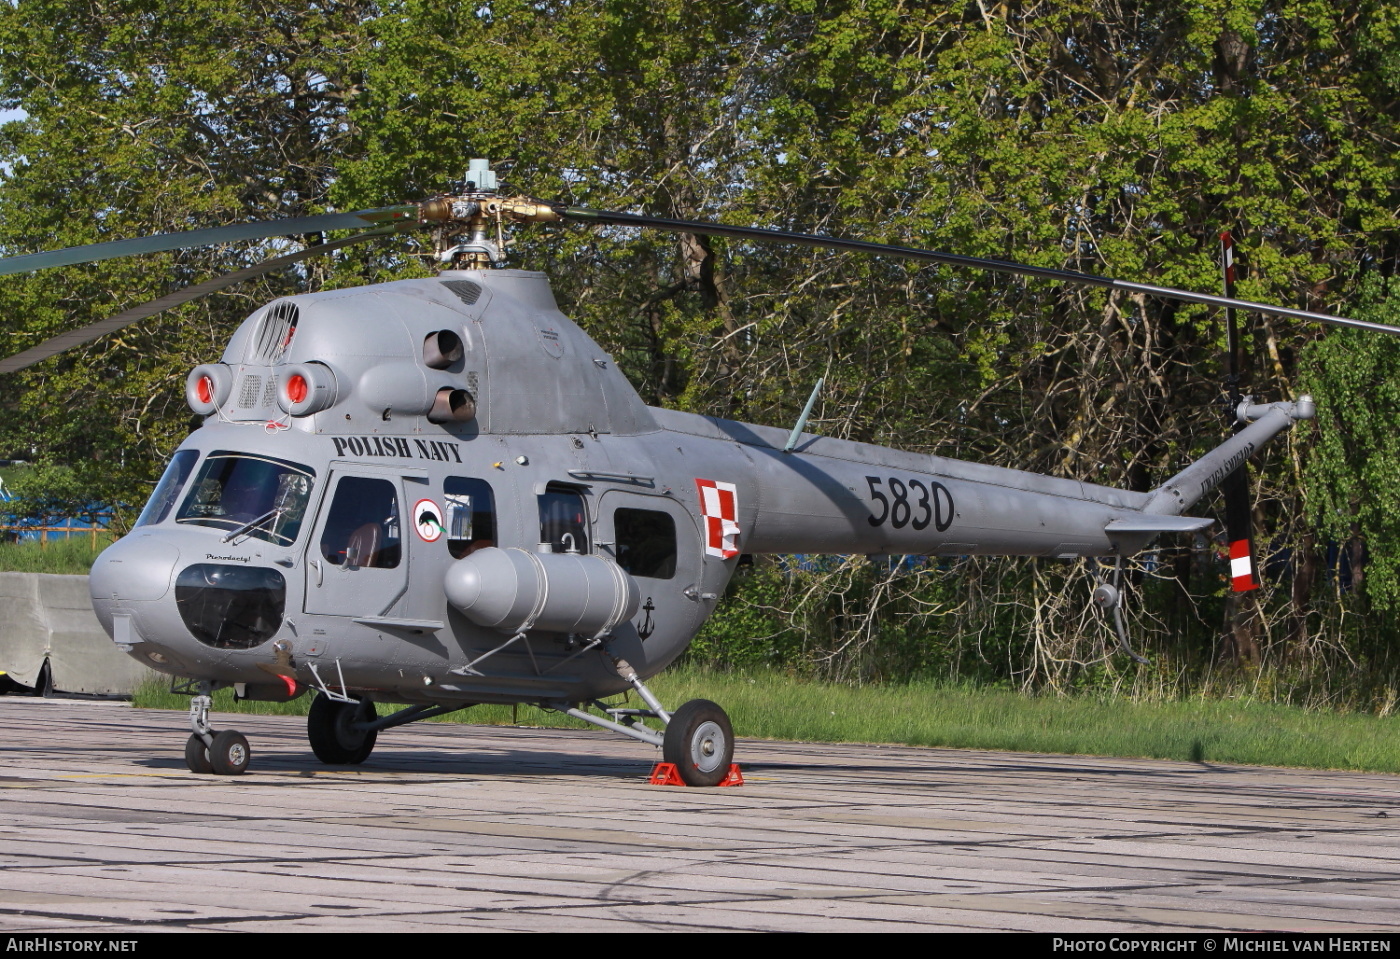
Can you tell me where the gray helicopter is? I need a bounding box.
[2,160,1391,785]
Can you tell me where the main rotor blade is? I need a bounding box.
[563,208,1400,337]
[0,205,418,278]
[0,227,394,375]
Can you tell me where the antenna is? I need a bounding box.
[784,378,824,453]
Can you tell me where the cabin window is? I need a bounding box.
[318,476,401,569]
[614,508,677,579]
[538,484,588,554]
[445,477,497,559]
[135,449,200,528]
[174,451,315,546]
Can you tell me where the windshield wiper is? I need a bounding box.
[220,508,285,544]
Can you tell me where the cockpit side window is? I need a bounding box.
[318,476,401,569]
[174,452,315,546]
[135,449,200,528]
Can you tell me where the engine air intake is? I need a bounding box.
[277,362,338,416]
[186,364,234,416]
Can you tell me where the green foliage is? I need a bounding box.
[0,0,379,506]
[687,556,1052,686]
[684,564,794,670]
[3,463,109,524]
[0,532,115,573]
[1305,277,1400,615]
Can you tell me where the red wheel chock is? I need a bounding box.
[648,762,686,786]
[648,762,744,787]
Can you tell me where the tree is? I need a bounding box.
[1305,278,1400,617]
[0,0,378,519]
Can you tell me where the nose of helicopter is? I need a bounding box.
[89,532,181,626]
[90,532,180,599]
[89,530,287,663]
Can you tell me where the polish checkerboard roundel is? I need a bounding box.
[695,479,740,559]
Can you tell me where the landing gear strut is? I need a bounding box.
[184,682,251,775]
[553,653,736,787]
[303,694,471,765]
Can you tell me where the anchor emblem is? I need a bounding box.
[638,597,655,640]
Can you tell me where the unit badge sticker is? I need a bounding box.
[414,498,445,543]
[695,479,740,559]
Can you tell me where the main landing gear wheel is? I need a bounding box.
[184,733,213,774]
[308,693,378,764]
[209,729,251,775]
[663,699,734,787]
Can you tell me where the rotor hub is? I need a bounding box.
[417,159,562,270]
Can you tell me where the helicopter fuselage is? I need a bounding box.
[86,269,1278,710]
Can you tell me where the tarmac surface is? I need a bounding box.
[1,696,1399,933]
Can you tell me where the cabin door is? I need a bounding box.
[304,465,411,618]
[595,489,705,646]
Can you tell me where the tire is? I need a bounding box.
[184,733,213,774]
[31,660,53,698]
[662,699,734,787]
[307,694,378,765]
[209,729,251,775]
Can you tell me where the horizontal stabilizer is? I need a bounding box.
[1106,515,1215,534]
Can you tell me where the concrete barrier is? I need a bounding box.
[0,572,154,696]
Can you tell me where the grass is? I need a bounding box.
[133,665,1400,775]
[0,533,114,574]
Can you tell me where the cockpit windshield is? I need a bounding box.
[175,451,315,547]
[134,449,200,529]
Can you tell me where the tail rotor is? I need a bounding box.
[1219,230,1259,593]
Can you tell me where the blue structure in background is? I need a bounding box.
[0,472,113,544]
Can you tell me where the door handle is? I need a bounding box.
[310,558,323,586]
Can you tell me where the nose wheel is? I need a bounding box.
[184,733,213,774]
[183,688,252,775]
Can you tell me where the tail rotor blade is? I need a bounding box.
[1219,229,1258,593]
[1222,466,1258,592]
[0,227,395,375]
[1221,230,1243,397]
